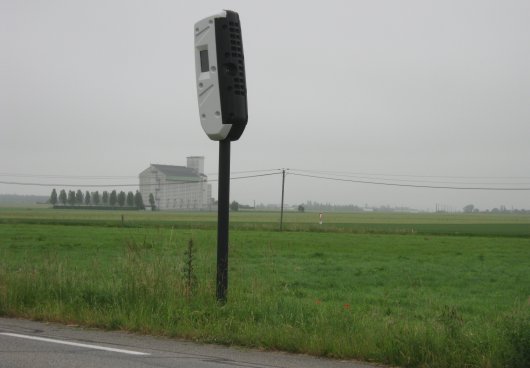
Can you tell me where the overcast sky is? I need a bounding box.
[1,0,529,211]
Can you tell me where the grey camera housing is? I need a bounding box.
[194,10,248,141]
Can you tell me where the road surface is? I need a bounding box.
[0,317,380,368]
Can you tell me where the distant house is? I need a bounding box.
[139,156,212,211]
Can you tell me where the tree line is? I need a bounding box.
[49,189,145,209]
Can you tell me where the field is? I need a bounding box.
[0,207,529,368]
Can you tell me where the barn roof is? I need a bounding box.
[151,164,205,181]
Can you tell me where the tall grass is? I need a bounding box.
[0,224,529,367]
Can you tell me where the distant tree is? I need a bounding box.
[59,189,67,205]
[84,191,91,205]
[50,189,58,205]
[230,201,239,211]
[109,190,118,206]
[298,204,305,213]
[463,204,475,213]
[149,193,156,211]
[117,191,126,207]
[67,190,76,205]
[102,191,109,205]
[134,191,145,209]
[92,191,100,205]
[75,190,83,205]
[126,191,134,207]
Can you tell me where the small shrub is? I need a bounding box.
[182,239,197,297]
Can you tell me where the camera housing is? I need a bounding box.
[194,10,248,141]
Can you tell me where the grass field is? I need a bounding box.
[1,206,530,237]
[0,207,529,367]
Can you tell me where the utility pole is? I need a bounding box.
[280,169,286,231]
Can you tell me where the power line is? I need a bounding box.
[289,168,530,180]
[289,169,530,186]
[227,172,281,181]
[207,169,281,176]
[288,172,530,191]
[0,172,281,188]
[0,181,138,188]
[0,173,138,179]
[2,170,530,191]
[3,168,529,182]
[0,169,282,180]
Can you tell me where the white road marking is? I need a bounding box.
[0,332,151,356]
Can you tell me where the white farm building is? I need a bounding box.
[139,156,212,211]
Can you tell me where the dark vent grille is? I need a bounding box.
[214,10,248,135]
[228,23,245,95]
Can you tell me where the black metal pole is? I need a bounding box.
[280,169,285,231]
[217,139,230,302]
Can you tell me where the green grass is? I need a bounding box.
[1,207,529,237]
[0,209,529,367]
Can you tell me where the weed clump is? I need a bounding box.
[182,239,197,297]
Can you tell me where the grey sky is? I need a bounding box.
[1,0,529,211]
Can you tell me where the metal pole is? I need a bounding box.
[280,169,285,231]
[217,139,230,302]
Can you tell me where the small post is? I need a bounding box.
[280,169,286,231]
[217,139,230,302]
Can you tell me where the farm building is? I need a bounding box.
[139,156,212,211]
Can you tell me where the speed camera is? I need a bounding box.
[194,10,248,141]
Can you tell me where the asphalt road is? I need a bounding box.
[0,318,379,368]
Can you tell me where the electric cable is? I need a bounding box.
[288,173,530,191]
[2,170,530,191]
[289,168,530,180]
[0,172,281,188]
[289,169,530,186]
